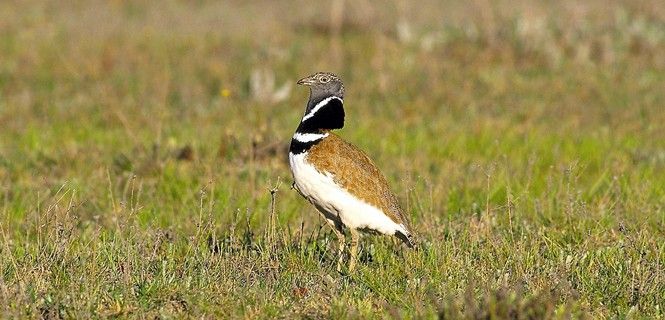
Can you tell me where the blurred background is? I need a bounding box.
[1,0,663,223]
[0,0,664,317]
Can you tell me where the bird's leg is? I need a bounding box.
[348,229,360,272]
[330,226,345,272]
[313,212,346,272]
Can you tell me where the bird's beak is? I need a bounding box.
[297,76,315,86]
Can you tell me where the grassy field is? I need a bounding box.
[1,0,664,318]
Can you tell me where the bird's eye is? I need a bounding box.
[319,76,330,83]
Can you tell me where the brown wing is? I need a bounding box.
[306,133,410,229]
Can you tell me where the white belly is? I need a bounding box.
[288,152,407,235]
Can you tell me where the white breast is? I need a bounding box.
[288,152,407,235]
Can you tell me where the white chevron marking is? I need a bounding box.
[301,96,343,122]
[293,132,329,143]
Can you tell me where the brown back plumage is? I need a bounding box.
[305,133,410,230]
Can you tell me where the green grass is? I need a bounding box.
[1,0,664,318]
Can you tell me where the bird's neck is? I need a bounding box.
[290,95,344,155]
[296,95,345,134]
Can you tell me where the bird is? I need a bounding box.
[288,72,415,272]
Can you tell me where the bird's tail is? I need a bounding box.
[395,230,417,248]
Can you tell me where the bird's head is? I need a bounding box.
[297,72,345,100]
